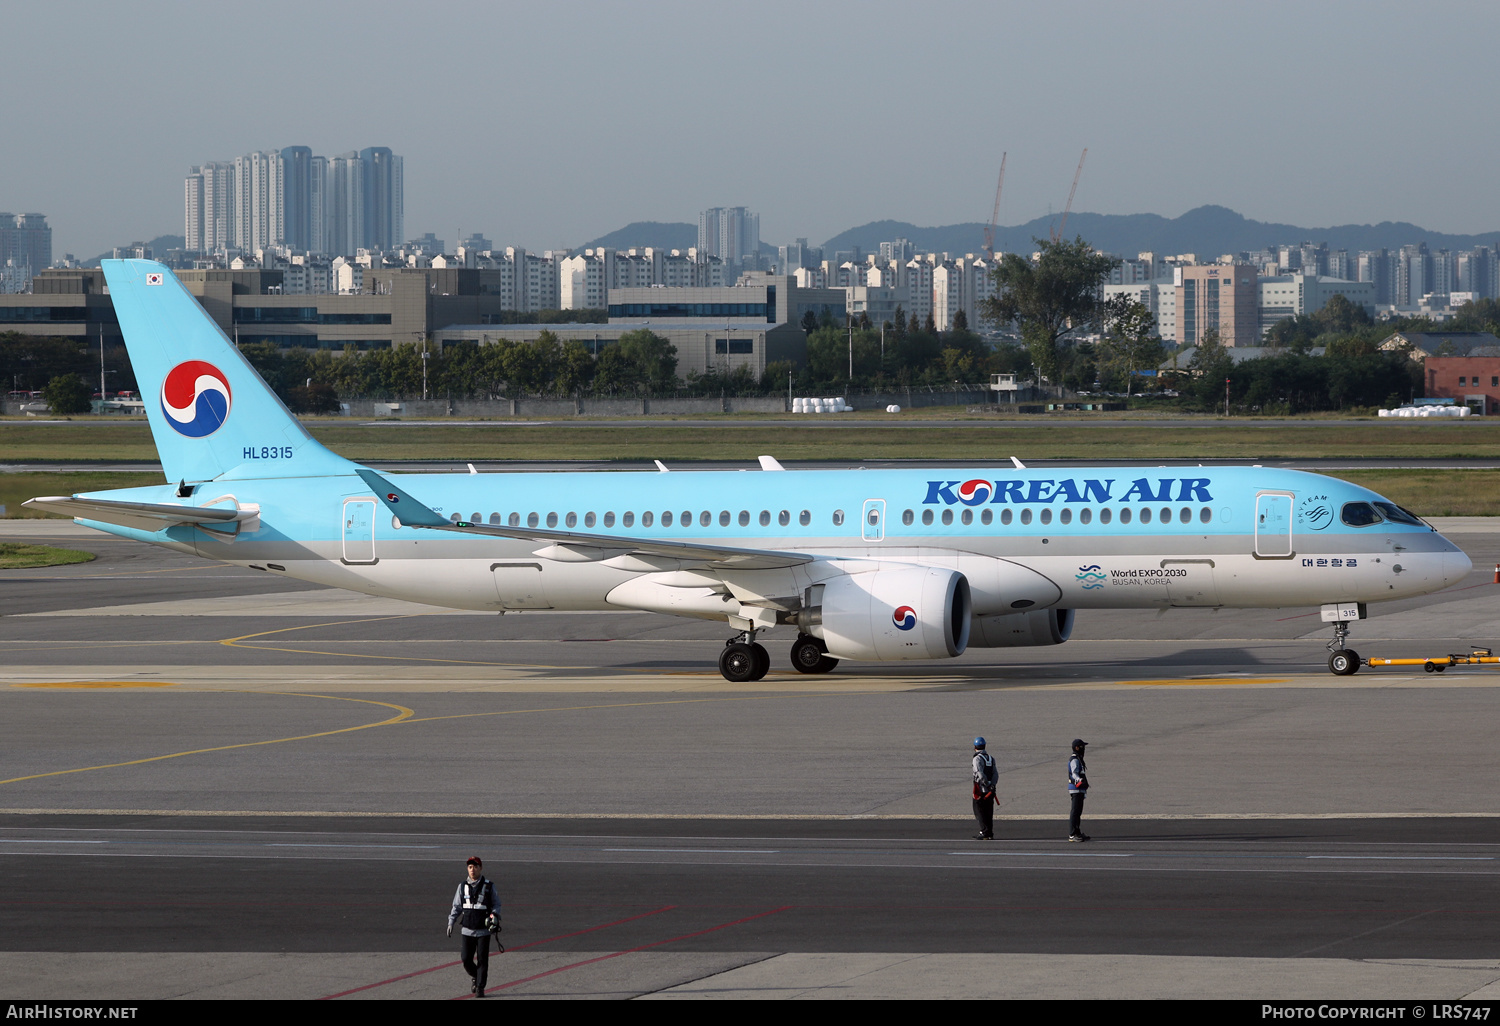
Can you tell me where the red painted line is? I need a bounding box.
[457,905,794,999]
[318,905,675,1000]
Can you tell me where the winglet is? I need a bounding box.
[758,455,785,471]
[654,460,670,473]
[1010,456,1027,470]
[355,468,450,527]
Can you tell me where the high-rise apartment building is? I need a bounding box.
[184,146,402,257]
[698,207,759,273]
[1174,263,1258,347]
[0,213,52,273]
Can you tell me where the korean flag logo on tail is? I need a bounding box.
[145,272,164,285]
[161,360,232,437]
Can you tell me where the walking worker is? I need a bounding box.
[1067,738,1090,842]
[972,736,998,839]
[447,855,501,997]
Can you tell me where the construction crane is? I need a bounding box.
[982,152,1006,260]
[1051,148,1087,243]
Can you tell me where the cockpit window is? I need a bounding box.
[1340,502,1382,527]
[1373,501,1425,527]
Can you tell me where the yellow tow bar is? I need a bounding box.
[1365,648,1500,673]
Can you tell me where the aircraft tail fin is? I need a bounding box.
[102,260,352,483]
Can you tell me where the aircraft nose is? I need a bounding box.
[1443,543,1473,585]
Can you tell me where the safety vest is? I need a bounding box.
[460,877,492,931]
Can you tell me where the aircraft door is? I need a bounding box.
[1254,491,1294,558]
[342,498,377,564]
[862,499,885,542]
[1163,559,1220,606]
[491,561,552,609]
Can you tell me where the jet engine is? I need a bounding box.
[800,565,971,661]
[969,607,1075,648]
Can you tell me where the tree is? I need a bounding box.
[983,236,1117,387]
[1187,328,1233,411]
[800,310,818,334]
[1100,295,1165,394]
[596,328,677,393]
[42,372,91,414]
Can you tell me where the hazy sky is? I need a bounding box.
[7,1,1500,257]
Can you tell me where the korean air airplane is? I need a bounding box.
[26,260,1473,680]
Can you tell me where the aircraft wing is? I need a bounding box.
[356,468,813,569]
[23,495,252,533]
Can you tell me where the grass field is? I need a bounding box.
[4,419,1500,516]
[7,417,1500,462]
[0,543,96,568]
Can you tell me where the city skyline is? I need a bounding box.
[6,2,1500,259]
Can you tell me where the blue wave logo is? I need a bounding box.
[1076,564,1106,590]
[1302,504,1332,530]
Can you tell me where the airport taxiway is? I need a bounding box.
[4,517,1500,998]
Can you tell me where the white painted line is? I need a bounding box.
[603,847,780,854]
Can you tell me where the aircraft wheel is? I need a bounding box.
[719,643,759,682]
[749,643,770,681]
[791,634,839,674]
[1328,650,1360,676]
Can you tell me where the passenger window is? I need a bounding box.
[603,512,616,527]
[470,513,480,524]
[1179,507,1191,524]
[642,511,653,527]
[833,510,845,526]
[961,509,973,525]
[1059,508,1072,525]
[566,512,577,528]
[941,509,953,525]
[546,512,558,528]
[622,511,635,527]
[1040,509,1053,525]
[682,510,692,527]
[489,513,501,525]
[662,511,673,527]
[700,511,711,527]
[1199,507,1211,524]
[509,512,520,527]
[1373,502,1423,526]
[1341,502,1383,527]
[449,513,461,523]
[1160,507,1172,524]
[759,511,770,526]
[738,510,750,527]
[719,510,731,527]
[902,509,914,526]
[1020,509,1033,525]
[981,509,993,525]
[1001,508,1013,526]
[799,510,811,526]
[527,512,539,527]
[1080,508,1092,525]
[584,512,595,527]
[1100,508,1112,525]
[779,510,790,526]
[1138,508,1150,524]
[922,509,934,526]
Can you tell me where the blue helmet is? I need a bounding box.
[973,737,986,748]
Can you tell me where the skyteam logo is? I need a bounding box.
[160,360,232,438]
[956,479,993,506]
[892,605,917,630]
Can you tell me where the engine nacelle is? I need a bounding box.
[804,565,971,661]
[969,608,1075,648]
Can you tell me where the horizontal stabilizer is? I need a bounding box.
[355,467,811,569]
[23,495,255,533]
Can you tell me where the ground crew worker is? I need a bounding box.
[1067,739,1090,842]
[972,736,998,839]
[447,855,500,997]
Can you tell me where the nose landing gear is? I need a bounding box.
[1327,620,1361,676]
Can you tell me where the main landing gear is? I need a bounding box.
[1327,620,1361,676]
[717,632,841,681]
[719,632,771,683]
[790,634,839,675]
